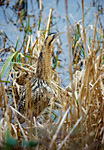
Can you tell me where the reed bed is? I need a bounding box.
[0,0,104,149]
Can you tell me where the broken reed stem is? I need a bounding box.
[82,0,87,62]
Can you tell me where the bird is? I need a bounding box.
[17,32,62,123]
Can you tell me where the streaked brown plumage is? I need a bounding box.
[17,33,61,123]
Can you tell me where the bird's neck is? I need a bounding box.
[36,46,52,83]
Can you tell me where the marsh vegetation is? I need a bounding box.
[0,0,104,149]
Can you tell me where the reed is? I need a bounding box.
[0,1,104,149]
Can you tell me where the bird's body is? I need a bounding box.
[17,77,52,123]
[17,33,61,123]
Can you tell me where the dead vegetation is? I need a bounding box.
[0,0,104,149]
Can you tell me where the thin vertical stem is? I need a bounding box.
[82,0,87,61]
[65,0,75,106]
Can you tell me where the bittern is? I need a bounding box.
[17,33,61,123]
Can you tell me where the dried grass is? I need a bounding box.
[0,2,104,150]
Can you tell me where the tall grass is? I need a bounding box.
[0,0,104,149]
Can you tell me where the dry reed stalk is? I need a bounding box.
[65,0,76,131]
[45,8,53,38]
[39,0,43,11]
[82,0,87,61]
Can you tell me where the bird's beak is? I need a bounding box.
[54,32,64,39]
[52,32,64,45]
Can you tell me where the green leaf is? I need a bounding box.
[75,97,78,105]
[22,140,39,147]
[0,52,18,78]
[15,38,19,50]
[0,80,10,83]
[5,129,18,147]
[54,55,59,69]
[38,16,41,30]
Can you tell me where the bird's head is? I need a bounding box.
[44,32,63,49]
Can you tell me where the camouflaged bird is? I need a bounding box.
[17,33,61,123]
